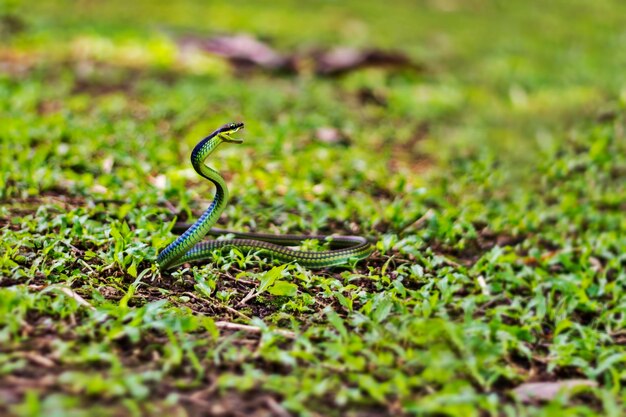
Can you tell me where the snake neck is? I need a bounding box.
[191,135,230,204]
[157,134,230,270]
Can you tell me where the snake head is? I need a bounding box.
[218,122,244,143]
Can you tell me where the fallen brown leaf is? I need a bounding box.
[314,127,351,146]
[511,379,597,403]
[313,47,421,76]
[177,32,423,77]
[179,34,293,71]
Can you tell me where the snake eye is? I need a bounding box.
[220,122,244,134]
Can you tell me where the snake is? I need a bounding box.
[156,122,373,270]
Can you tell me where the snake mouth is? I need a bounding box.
[219,121,244,143]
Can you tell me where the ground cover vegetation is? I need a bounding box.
[1,0,626,416]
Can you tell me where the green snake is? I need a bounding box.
[156,122,373,270]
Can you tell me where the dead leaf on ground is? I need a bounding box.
[314,127,351,146]
[177,33,422,77]
[313,47,422,76]
[179,34,294,72]
[511,379,597,403]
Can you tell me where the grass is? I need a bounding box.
[1,0,626,416]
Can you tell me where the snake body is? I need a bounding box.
[156,122,373,270]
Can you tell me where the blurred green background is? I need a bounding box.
[7,0,626,162]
